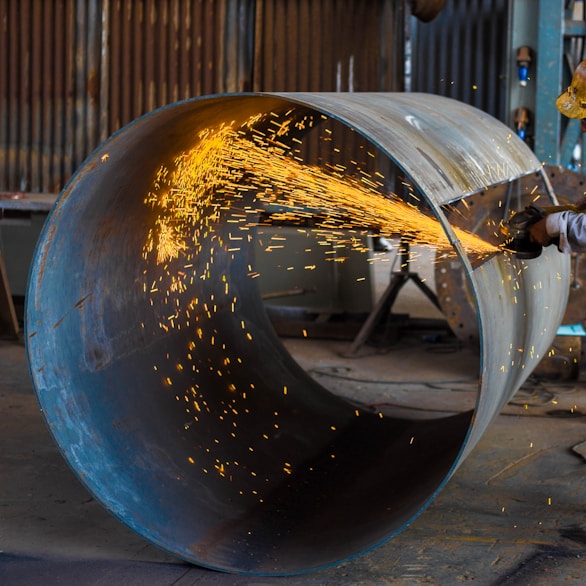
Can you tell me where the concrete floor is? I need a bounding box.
[2,328,586,585]
[3,249,586,585]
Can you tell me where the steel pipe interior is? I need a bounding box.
[25,93,570,575]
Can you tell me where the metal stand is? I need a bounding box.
[347,240,440,355]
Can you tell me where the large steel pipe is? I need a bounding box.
[26,93,570,575]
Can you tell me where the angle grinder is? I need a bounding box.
[502,203,577,259]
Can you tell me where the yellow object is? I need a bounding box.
[556,59,586,119]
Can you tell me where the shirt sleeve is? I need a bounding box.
[546,210,586,253]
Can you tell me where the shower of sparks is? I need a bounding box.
[143,114,499,267]
[140,111,506,500]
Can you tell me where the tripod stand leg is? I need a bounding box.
[412,275,441,311]
[347,273,408,355]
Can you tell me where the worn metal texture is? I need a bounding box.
[436,165,586,345]
[25,92,570,575]
[0,0,102,193]
[411,0,508,120]
[276,92,542,205]
[103,0,249,138]
[253,0,403,92]
[1,0,401,194]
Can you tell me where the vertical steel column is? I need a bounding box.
[534,0,564,165]
[534,1,586,167]
[559,18,586,169]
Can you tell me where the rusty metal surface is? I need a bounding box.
[25,92,570,575]
[0,191,57,211]
[435,175,549,345]
[436,166,586,344]
[253,0,403,92]
[104,0,238,135]
[277,92,543,205]
[0,0,101,193]
[411,0,508,120]
[1,0,402,194]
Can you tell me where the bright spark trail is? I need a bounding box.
[143,114,500,266]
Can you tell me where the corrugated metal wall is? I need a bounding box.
[0,0,403,194]
[253,0,403,92]
[0,0,102,193]
[411,0,508,120]
[104,0,248,136]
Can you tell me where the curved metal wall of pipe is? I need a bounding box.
[436,166,586,346]
[25,93,570,575]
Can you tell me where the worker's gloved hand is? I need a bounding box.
[528,217,552,247]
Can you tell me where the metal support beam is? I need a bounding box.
[534,0,565,165]
[534,2,586,168]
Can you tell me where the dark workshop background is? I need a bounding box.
[0,0,510,196]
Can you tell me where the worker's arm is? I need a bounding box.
[530,211,586,253]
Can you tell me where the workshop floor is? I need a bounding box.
[2,250,586,585]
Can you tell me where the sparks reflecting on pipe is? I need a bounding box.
[142,112,498,269]
[138,110,503,500]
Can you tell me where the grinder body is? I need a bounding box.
[504,204,577,259]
